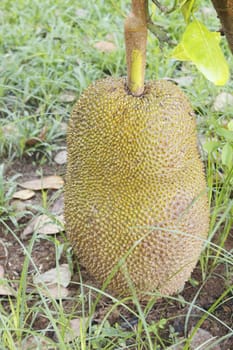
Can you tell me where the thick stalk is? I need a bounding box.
[211,0,233,54]
[124,0,148,96]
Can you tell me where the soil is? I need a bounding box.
[0,157,232,349]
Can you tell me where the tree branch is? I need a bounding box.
[211,0,233,54]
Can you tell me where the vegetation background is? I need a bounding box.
[0,0,232,349]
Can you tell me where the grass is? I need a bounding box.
[0,0,233,349]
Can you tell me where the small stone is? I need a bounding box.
[213,92,233,112]
[54,150,67,165]
[166,338,185,350]
[189,327,221,350]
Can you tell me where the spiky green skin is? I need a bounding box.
[65,77,209,297]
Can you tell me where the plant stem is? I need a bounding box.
[124,0,148,96]
[211,0,233,54]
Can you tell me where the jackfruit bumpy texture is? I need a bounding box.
[65,77,209,297]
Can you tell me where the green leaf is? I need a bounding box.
[216,128,233,142]
[203,140,220,154]
[179,0,196,23]
[227,120,233,131]
[221,143,233,169]
[171,20,229,85]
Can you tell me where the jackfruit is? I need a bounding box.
[65,77,209,296]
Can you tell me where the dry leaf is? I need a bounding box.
[0,284,15,296]
[51,195,64,215]
[13,189,35,200]
[33,264,70,298]
[25,137,41,146]
[94,41,116,53]
[11,200,28,215]
[21,216,39,238]
[59,91,77,103]
[25,126,47,146]
[11,200,34,217]
[54,150,67,165]
[21,214,64,238]
[19,336,56,350]
[19,176,64,190]
[35,214,64,235]
[0,269,15,296]
[213,92,233,112]
[0,265,4,278]
[59,318,88,343]
[33,264,71,288]
[41,284,69,299]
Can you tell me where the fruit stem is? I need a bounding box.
[125,0,148,96]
